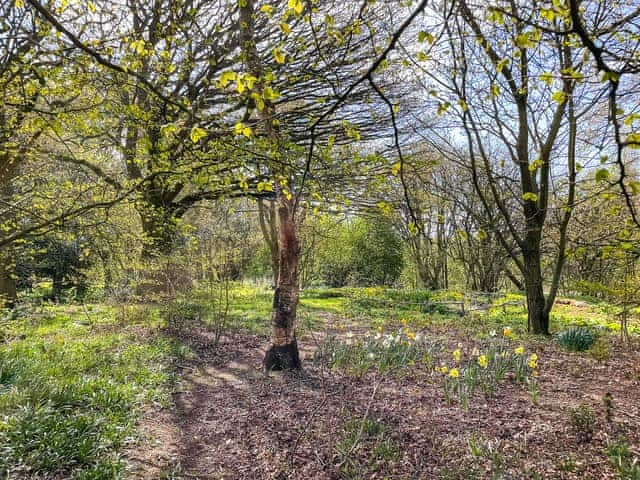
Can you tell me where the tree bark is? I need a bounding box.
[264,194,301,371]
[0,252,17,308]
[239,0,302,370]
[522,243,549,334]
[258,199,279,286]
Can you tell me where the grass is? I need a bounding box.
[222,284,639,340]
[0,304,189,479]
[1,284,637,478]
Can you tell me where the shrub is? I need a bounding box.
[557,326,596,351]
[568,403,596,442]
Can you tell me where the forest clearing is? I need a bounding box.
[2,287,639,478]
[2,0,640,478]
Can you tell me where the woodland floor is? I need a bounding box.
[126,320,640,480]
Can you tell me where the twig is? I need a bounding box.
[335,375,382,469]
[287,394,329,469]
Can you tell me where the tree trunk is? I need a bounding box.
[238,0,303,370]
[263,193,301,371]
[258,199,279,286]
[0,253,17,308]
[139,206,178,259]
[522,245,549,334]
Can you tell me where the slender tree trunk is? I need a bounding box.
[258,199,279,286]
[522,243,549,334]
[0,156,18,308]
[239,0,302,370]
[264,193,301,370]
[0,252,17,308]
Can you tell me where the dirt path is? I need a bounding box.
[127,328,640,479]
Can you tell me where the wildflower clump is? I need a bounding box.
[314,326,440,377]
[436,344,541,409]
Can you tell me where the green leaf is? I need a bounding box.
[189,126,207,144]
[540,8,555,21]
[595,168,610,182]
[263,86,280,101]
[540,72,553,86]
[391,162,401,176]
[627,132,640,148]
[418,31,434,43]
[272,48,286,64]
[600,71,619,83]
[515,33,534,49]
[488,9,504,24]
[551,91,566,104]
[280,22,291,35]
[522,192,538,202]
[288,0,303,14]
[234,122,252,138]
[437,102,451,115]
[219,71,236,88]
[251,92,265,111]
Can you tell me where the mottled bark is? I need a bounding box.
[239,0,302,370]
[0,252,17,308]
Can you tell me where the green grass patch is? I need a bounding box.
[0,305,187,479]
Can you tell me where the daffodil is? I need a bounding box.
[478,354,488,368]
[453,348,461,362]
[528,353,538,369]
[514,346,524,355]
[407,331,416,340]
[401,318,407,326]
[503,326,513,338]
[449,368,459,378]
[377,326,383,333]
[440,365,448,374]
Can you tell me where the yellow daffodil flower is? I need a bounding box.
[453,348,461,362]
[478,354,488,368]
[449,368,459,378]
[514,346,524,355]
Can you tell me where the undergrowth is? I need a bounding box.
[0,305,188,479]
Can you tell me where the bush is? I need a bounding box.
[557,326,596,351]
[568,403,596,442]
[317,216,404,287]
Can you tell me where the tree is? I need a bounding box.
[413,0,589,333]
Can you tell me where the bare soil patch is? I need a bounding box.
[127,326,640,479]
